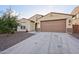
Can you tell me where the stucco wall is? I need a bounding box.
[17,19,31,31]
[29,21,35,31]
[72,19,79,25]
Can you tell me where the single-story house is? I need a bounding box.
[17,6,79,33]
[29,6,79,33]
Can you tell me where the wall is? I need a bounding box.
[29,21,35,31]
[17,19,31,32]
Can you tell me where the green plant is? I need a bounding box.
[0,8,19,34]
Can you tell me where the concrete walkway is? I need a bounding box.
[1,32,79,54]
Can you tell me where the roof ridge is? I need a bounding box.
[28,14,44,19]
[47,12,74,16]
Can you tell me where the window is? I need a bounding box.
[21,26,26,29]
[69,20,71,23]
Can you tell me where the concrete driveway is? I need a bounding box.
[1,32,79,54]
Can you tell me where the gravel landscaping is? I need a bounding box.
[0,32,34,51]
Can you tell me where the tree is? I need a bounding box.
[0,8,19,34]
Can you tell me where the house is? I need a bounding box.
[29,6,79,33]
[17,12,74,33]
[36,12,74,32]
[17,6,79,33]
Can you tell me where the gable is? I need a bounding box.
[17,18,30,23]
[29,14,43,22]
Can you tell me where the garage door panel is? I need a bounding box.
[41,20,66,32]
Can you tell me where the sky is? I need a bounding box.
[0,5,77,19]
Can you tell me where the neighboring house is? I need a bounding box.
[71,6,79,33]
[71,6,79,25]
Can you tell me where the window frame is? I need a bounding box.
[20,26,26,29]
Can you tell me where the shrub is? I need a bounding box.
[0,8,19,34]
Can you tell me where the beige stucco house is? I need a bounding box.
[17,6,79,33]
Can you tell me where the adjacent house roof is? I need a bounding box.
[71,6,79,15]
[71,6,79,25]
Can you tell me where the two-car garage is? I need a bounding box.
[37,12,73,33]
[40,19,66,32]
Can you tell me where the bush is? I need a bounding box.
[0,8,19,34]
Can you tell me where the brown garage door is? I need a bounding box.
[40,19,66,32]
